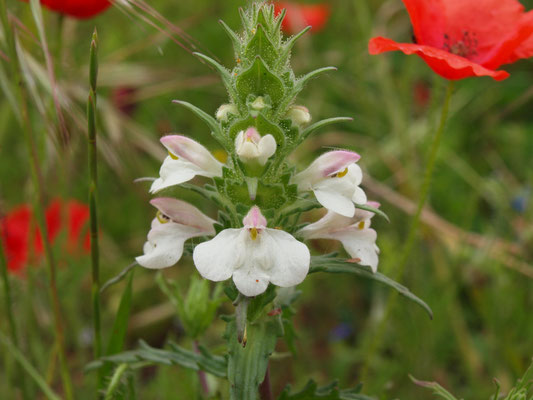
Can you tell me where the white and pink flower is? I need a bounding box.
[193,206,310,297]
[292,150,367,217]
[136,198,217,269]
[299,202,380,272]
[150,135,224,193]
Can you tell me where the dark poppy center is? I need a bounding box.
[443,31,478,58]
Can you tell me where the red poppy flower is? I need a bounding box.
[368,0,533,81]
[1,206,32,273]
[20,0,111,19]
[274,2,330,34]
[1,199,91,275]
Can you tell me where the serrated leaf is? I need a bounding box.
[86,340,227,378]
[245,24,278,68]
[236,57,285,107]
[172,100,230,150]
[227,320,281,400]
[309,255,433,319]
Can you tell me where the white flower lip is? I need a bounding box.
[293,150,367,217]
[235,127,277,166]
[193,206,310,297]
[136,198,216,270]
[150,135,223,193]
[299,204,380,272]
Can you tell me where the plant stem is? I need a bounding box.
[360,80,454,382]
[0,227,32,399]
[88,28,102,363]
[258,364,273,400]
[193,341,209,397]
[104,364,128,400]
[0,2,73,398]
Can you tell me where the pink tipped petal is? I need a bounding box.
[317,151,361,177]
[243,206,267,229]
[366,201,381,209]
[369,37,510,81]
[150,197,216,234]
[160,135,223,176]
[245,127,261,142]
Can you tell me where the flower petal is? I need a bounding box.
[257,134,277,165]
[333,228,379,272]
[314,186,355,217]
[135,220,194,269]
[150,197,216,234]
[368,37,509,81]
[232,267,270,297]
[263,229,310,288]
[149,156,201,193]
[193,229,242,282]
[160,135,223,176]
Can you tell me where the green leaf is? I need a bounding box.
[172,100,230,150]
[0,332,61,400]
[354,203,390,223]
[296,66,337,92]
[106,271,134,356]
[245,24,278,68]
[409,375,461,400]
[219,19,242,54]
[309,255,433,319]
[298,117,353,145]
[100,262,137,294]
[278,380,375,400]
[227,320,281,400]
[277,26,311,69]
[247,285,277,322]
[86,340,227,378]
[236,57,285,107]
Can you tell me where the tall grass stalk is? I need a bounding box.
[0,1,73,398]
[361,80,455,381]
[88,28,103,363]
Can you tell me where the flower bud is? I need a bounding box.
[286,105,311,125]
[250,96,267,111]
[235,127,276,166]
[216,104,238,122]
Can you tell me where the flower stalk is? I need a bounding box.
[88,28,102,363]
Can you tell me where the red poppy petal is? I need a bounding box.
[22,0,111,19]
[402,0,446,47]
[439,0,526,63]
[1,206,32,273]
[369,37,509,81]
[493,11,533,67]
[67,200,90,252]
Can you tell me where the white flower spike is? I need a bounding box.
[136,197,216,269]
[235,127,277,166]
[299,202,380,272]
[193,206,310,297]
[150,135,224,193]
[292,150,367,217]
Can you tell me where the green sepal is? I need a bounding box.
[245,24,279,69]
[247,285,277,322]
[228,113,285,146]
[226,319,282,400]
[236,57,285,108]
[278,380,374,400]
[309,254,433,319]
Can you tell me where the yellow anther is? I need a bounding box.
[168,150,179,160]
[213,149,228,163]
[358,221,365,230]
[251,28,256,34]
[156,210,170,224]
[335,168,349,178]
[250,227,258,240]
[236,58,241,63]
